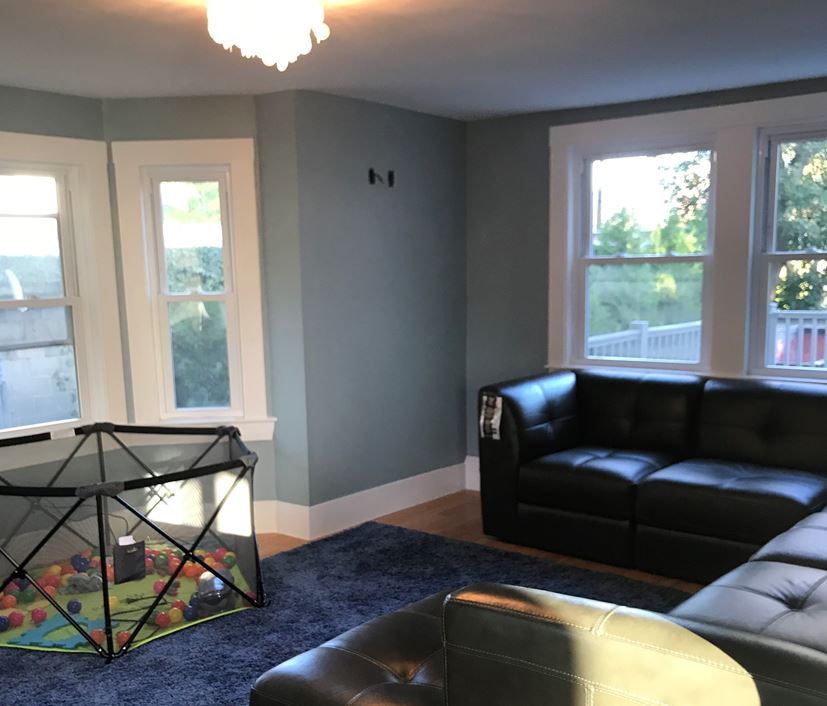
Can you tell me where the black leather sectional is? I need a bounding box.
[251,509,827,704]
[249,369,827,705]
[479,369,827,583]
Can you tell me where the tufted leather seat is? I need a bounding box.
[638,460,827,545]
[250,592,446,706]
[751,510,827,569]
[671,560,827,654]
[520,447,674,519]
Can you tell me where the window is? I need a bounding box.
[113,139,272,440]
[0,132,126,439]
[577,149,713,365]
[754,133,827,373]
[147,170,240,415]
[0,172,81,430]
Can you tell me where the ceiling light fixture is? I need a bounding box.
[207,0,331,72]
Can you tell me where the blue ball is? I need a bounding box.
[16,579,29,591]
[183,606,199,621]
[188,593,200,608]
[0,617,8,632]
[67,600,82,615]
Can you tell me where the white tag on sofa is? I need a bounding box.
[479,393,503,440]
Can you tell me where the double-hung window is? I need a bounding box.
[0,169,82,431]
[113,139,272,440]
[145,168,241,416]
[576,148,714,366]
[753,131,827,373]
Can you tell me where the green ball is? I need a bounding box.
[20,587,37,604]
[223,553,237,568]
[154,554,169,569]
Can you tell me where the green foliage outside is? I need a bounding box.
[588,152,709,336]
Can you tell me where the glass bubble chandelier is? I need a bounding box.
[207,0,331,72]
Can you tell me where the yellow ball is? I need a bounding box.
[60,575,72,588]
[46,565,62,577]
[108,596,120,611]
[168,607,183,624]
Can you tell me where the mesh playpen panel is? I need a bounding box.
[0,424,265,659]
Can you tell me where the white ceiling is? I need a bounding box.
[1,0,827,119]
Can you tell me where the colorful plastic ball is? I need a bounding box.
[204,557,217,568]
[60,575,72,589]
[44,586,58,598]
[145,559,156,574]
[153,581,166,595]
[108,596,120,611]
[0,616,9,632]
[61,563,75,575]
[8,612,24,629]
[171,599,186,611]
[91,628,105,646]
[1,594,17,610]
[213,548,228,561]
[168,607,183,624]
[89,558,101,570]
[41,574,60,589]
[116,630,131,648]
[20,588,37,604]
[183,606,199,621]
[45,565,62,577]
[15,579,29,590]
[223,552,237,568]
[67,600,82,615]
[31,608,47,625]
[81,549,93,559]
[154,554,169,569]
[154,612,171,629]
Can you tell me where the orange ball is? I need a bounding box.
[91,628,105,646]
[1,594,17,609]
[44,586,58,598]
[116,630,131,648]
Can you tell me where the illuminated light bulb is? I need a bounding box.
[206,0,332,71]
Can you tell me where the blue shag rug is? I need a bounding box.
[2,522,689,706]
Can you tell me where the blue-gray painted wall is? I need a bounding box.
[293,92,466,505]
[0,85,103,140]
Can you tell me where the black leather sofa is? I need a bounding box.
[251,507,827,704]
[479,369,827,583]
[249,369,827,705]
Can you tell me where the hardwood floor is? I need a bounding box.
[258,490,701,594]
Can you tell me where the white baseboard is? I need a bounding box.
[464,455,480,491]
[268,462,467,540]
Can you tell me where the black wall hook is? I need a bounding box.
[369,168,395,188]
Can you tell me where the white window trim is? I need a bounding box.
[0,131,126,440]
[112,139,274,441]
[548,91,827,381]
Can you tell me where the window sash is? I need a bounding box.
[142,166,244,418]
[750,130,827,376]
[573,148,715,369]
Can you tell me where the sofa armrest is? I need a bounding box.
[478,371,577,535]
[444,583,827,706]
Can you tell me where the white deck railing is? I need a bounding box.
[589,310,827,367]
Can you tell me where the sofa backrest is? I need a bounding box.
[576,369,704,455]
[699,379,827,474]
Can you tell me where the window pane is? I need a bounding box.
[160,181,225,294]
[590,150,711,256]
[765,259,827,368]
[774,138,827,252]
[169,301,230,409]
[0,216,64,300]
[0,175,58,215]
[586,262,703,362]
[0,306,80,429]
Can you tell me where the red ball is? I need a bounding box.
[213,548,228,561]
[60,564,75,575]
[145,558,156,574]
[8,611,24,628]
[44,586,58,598]
[31,608,47,625]
[91,628,105,645]
[154,612,171,629]
[116,630,131,648]
[153,580,166,595]
[171,600,186,612]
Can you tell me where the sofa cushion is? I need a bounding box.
[250,592,446,706]
[752,511,827,570]
[519,447,673,520]
[638,459,827,544]
[670,560,827,654]
[700,378,827,474]
[576,369,703,455]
